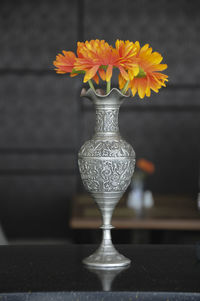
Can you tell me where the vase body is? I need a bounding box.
[78,88,135,268]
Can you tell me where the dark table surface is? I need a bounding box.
[0,244,200,300]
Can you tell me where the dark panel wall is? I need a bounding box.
[0,0,77,69]
[0,0,199,238]
[84,0,200,84]
[0,0,81,238]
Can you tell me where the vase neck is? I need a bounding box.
[94,103,120,138]
[81,88,129,139]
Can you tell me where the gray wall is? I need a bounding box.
[0,0,199,238]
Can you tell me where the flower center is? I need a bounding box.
[135,67,146,78]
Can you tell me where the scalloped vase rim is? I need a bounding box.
[81,87,131,98]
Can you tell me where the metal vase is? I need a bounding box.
[78,88,135,268]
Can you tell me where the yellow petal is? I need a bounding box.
[138,80,146,99]
[140,44,149,54]
[106,65,113,82]
[145,77,151,97]
[151,64,168,71]
[119,66,129,81]
[83,65,99,82]
[98,68,106,81]
[118,73,126,90]
[131,84,137,97]
[151,52,163,64]
[134,41,140,52]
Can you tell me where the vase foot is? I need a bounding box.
[83,245,131,268]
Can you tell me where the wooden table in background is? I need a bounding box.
[70,194,200,231]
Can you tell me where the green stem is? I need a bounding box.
[121,80,130,95]
[106,80,111,94]
[88,79,95,91]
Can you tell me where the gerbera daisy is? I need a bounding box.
[53,51,77,74]
[114,39,139,81]
[74,39,118,84]
[119,41,168,98]
[53,47,99,89]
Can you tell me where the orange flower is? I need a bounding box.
[74,39,118,83]
[114,40,139,81]
[119,41,168,98]
[137,158,155,174]
[53,47,99,84]
[53,51,77,74]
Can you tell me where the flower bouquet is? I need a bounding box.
[54,39,168,97]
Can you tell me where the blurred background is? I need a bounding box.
[0,0,200,245]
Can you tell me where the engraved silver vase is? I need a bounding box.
[78,88,135,268]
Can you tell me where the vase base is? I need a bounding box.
[83,246,131,269]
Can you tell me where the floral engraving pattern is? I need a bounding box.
[95,109,119,132]
[78,158,135,192]
[79,139,135,158]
